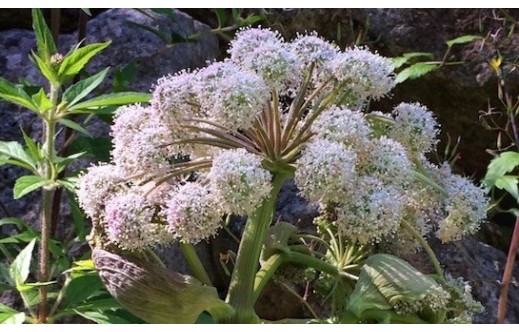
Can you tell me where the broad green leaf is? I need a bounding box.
[69,137,112,162]
[58,42,111,82]
[395,63,439,84]
[63,67,109,107]
[0,141,37,173]
[483,151,519,190]
[113,62,136,92]
[13,175,51,199]
[73,310,134,324]
[495,175,519,201]
[64,274,104,307]
[31,88,52,112]
[58,119,92,138]
[32,9,57,61]
[69,92,151,111]
[9,239,36,285]
[31,51,59,84]
[0,306,25,324]
[346,254,445,323]
[0,77,38,111]
[446,35,482,48]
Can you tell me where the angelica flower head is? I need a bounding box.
[208,148,272,215]
[193,61,270,131]
[111,104,173,176]
[229,27,301,94]
[77,164,124,220]
[362,136,412,187]
[437,173,488,242]
[328,46,395,101]
[103,193,162,251]
[389,102,440,153]
[335,176,405,244]
[290,32,339,72]
[311,106,372,150]
[165,182,222,244]
[295,138,357,204]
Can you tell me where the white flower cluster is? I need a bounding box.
[165,182,222,244]
[208,149,272,215]
[388,102,440,153]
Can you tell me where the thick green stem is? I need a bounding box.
[38,84,58,323]
[224,174,286,323]
[180,243,212,286]
[401,220,445,281]
[253,253,284,302]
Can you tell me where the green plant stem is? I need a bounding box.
[179,243,212,286]
[401,220,444,281]
[497,214,519,323]
[253,253,284,302]
[37,83,59,324]
[224,173,286,323]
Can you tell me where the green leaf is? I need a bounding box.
[31,88,53,112]
[20,129,41,163]
[395,63,439,84]
[0,231,38,244]
[13,175,51,199]
[346,254,445,323]
[0,306,25,324]
[214,9,227,27]
[113,62,136,92]
[31,51,59,84]
[69,92,151,111]
[73,310,134,324]
[0,217,37,233]
[67,192,86,241]
[64,274,104,307]
[58,118,92,138]
[483,151,519,190]
[81,8,92,16]
[9,239,36,285]
[446,35,482,48]
[0,263,14,288]
[32,9,57,61]
[0,141,37,173]
[0,76,38,111]
[390,52,435,69]
[69,137,112,162]
[494,175,519,200]
[63,68,109,107]
[56,177,79,193]
[58,42,111,82]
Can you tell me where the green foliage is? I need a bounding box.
[58,42,111,83]
[13,175,52,199]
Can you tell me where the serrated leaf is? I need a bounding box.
[0,76,38,111]
[9,239,36,285]
[32,9,57,61]
[58,42,111,82]
[13,175,51,199]
[31,51,59,84]
[395,63,439,84]
[63,67,109,107]
[0,141,37,173]
[483,151,519,190]
[495,175,519,201]
[69,92,151,111]
[446,35,482,48]
[58,119,92,138]
[31,88,53,112]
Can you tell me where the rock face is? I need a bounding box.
[0,9,219,272]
